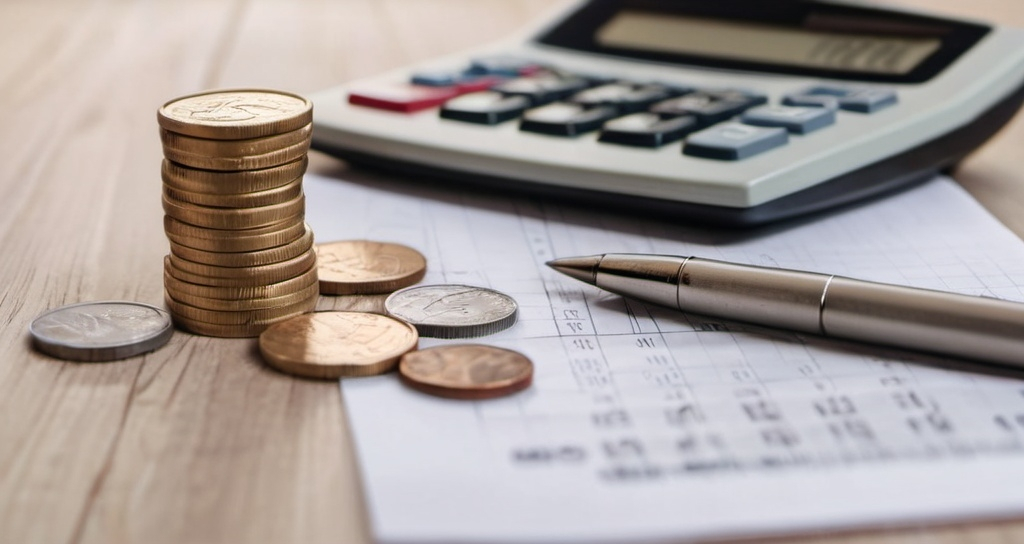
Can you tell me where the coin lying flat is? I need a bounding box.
[316,240,426,295]
[384,284,518,338]
[157,89,313,140]
[162,138,310,171]
[163,216,307,253]
[30,301,173,362]
[162,193,304,230]
[168,225,314,268]
[161,157,307,194]
[159,123,312,158]
[163,176,303,209]
[259,311,419,379]
[399,344,533,400]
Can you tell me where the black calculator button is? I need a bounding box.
[741,105,836,134]
[520,103,619,137]
[440,92,531,125]
[649,91,762,126]
[493,75,592,106]
[683,123,788,160]
[598,113,699,148]
[568,83,677,114]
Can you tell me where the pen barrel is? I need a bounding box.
[822,277,1024,366]
[678,258,828,334]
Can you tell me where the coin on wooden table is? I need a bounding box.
[161,157,307,194]
[159,123,312,157]
[164,216,307,253]
[399,344,533,400]
[384,284,518,338]
[30,301,173,362]
[163,176,303,209]
[157,89,313,140]
[163,264,317,300]
[168,225,314,268]
[162,192,304,230]
[259,311,419,379]
[316,240,427,295]
[165,293,317,325]
[162,138,310,171]
[168,248,316,283]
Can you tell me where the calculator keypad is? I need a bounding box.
[350,56,898,160]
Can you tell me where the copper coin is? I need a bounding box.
[161,157,307,194]
[165,281,321,312]
[162,138,310,171]
[167,248,317,283]
[258,311,419,379]
[398,344,533,400]
[164,293,317,325]
[162,176,303,208]
[315,240,426,295]
[163,264,318,300]
[159,123,312,157]
[163,216,307,253]
[157,89,313,140]
[164,255,312,288]
[168,225,314,268]
[161,193,304,230]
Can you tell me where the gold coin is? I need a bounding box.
[168,226,314,268]
[165,280,320,311]
[162,157,306,194]
[162,193,304,230]
[258,311,419,379]
[157,89,313,140]
[171,315,269,338]
[165,255,312,288]
[162,139,310,171]
[165,293,317,325]
[163,176,303,208]
[163,216,307,253]
[163,264,318,300]
[316,240,427,295]
[160,123,312,157]
[398,344,533,400]
[168,248,316,283]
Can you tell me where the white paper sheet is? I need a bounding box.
[304,172,1024,544]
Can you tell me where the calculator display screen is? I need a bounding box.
[597,11,941,75]
[536,1,990,84]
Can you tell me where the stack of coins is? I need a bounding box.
[158,89,319,337]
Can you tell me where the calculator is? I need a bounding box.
[309,0,1024,226]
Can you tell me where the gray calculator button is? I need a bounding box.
[683,123,788,160]
[838,89,898,113]
[741,105,835,134]
[782,93,839,110]
[786,86,897,113]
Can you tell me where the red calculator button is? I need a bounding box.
[348,83,459,113]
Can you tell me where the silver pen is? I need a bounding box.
[546,254,1024,366]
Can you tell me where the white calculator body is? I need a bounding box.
[309,0,1024,226]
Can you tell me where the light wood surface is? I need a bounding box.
[1,1,1023,543]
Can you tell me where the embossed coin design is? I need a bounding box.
[399,344,534,400]
[258,311,419,379]
[30,301,173,362]
[384,284,518,338]
[157,89,313,140]
[316,240,427,295]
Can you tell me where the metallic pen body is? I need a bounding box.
[548,254,1024,367]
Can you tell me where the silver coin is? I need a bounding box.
[29,301,174,362]
[384,284,518,339]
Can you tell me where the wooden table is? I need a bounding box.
[2,1,1023,542]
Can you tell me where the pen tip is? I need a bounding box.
[546,255,602,285]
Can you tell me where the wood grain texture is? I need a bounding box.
[0,1,1022,543]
